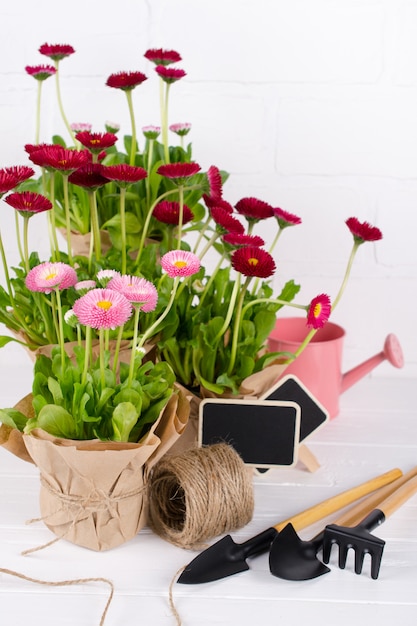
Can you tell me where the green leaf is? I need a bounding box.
[111,402,139,442]
[0,408,29,431]
[25,404,77,439]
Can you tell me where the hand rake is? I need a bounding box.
[322,473,417,579]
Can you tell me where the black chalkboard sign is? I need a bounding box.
[260,375,329,442]
[199,399,301,468]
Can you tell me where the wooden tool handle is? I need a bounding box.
[377,474,417,519]
[274,467,402,533]
[335,466,417,527]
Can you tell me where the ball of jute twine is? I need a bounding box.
[147,443,254,550]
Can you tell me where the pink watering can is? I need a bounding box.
[267,317,404,418]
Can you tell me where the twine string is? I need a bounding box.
[0,568,114,626]
[148,443,255,549]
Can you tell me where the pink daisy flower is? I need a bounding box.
[306,294,332,329]
[345,217,383,243]
[105,121,120,134]
[155,65,186,84]
[142,125,161,140]
[38,43,75,61]
[211,207,245,234]
[160,250,201,278]
[26,262,78,294]
[71,122,93,133]
[223,233,265,248]
[273,207,302,228]
[107,274,158,312]
[97,269,121,286]
[144,48,182,66]
[153,200,194,226]
[25,64,56,81]
[73,288,133,330]
[231,247,276,278]
[169,122,192,136]
[235,197,274,221]
[103,164,148,187]
[105,71,148,91]
[75,131,118,153]
[5,191,52,216]
[0,165,34,196]
[157,162,201,184]
[75,280,96,294]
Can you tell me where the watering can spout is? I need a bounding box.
[341,334,404,394]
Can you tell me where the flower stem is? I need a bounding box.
[119,187,127,273]
[35,81,42,145]
[54,60,75,144]
[47,173,60,262]
[0,229,14,303]
[213,273,241,344]
[227,276,252,376]
[82,325,92,385]
[22,215,30,272]
[54,288,66,376]
[62,174,73,264]
[159,79,171,164]
[137,277,180,349]
[145,139,154,209]
[88,190,101,263]
[331,241,360,311]
[99,328,106,389]
[112,325,124,377]
[134,188,180,266]
[176,185,184,250]
[14,212,24,268]
[125,90,137,165]
[127,306,141,387]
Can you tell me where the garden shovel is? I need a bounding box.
[322,472,417,579]
[177,467,402,584]
[269,466,417,581]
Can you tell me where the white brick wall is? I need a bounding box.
[0,0,415,380]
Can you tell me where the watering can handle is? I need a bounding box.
[273,467,402,533]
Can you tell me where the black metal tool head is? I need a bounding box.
[178,535,249,584]
[269,523,330,581]
[178,527,277,584]
[322,522,386,580]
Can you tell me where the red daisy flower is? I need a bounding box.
[206,165,223,199]
[75,131,118,153]
[4,191,52,216]
[105,71,148,91]
[273,207,302,228]
[153,200,194,226]
[157,162,201,184]
[103,164,148,187]
[0,165,34,196]
[211,207,245,234]
[155,65,186,83]
[231,246,276,278]
[306,294,332,329]
[25,64,56,81]
[28,145,90,173]
[24,143,50,156]
[203,194,234,214]
[144,48,182,66]
[68,164,110,189]
[235,197,274,221]
[38,43,75,61]
[345,217,383,243]
[223,233,265,247]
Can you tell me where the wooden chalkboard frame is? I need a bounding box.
[198,398,301,468]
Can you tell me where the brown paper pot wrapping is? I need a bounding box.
[8,387,189,551]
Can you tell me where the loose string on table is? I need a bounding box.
[0,568,114,626]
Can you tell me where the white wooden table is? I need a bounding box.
[1,374,416,626]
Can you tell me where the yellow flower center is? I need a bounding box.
[248,257,259,266]
[45,272,57,281]
[90,139,101,145]
[97,300,113,310]
[313,303,322,318]
[174,260,187,268]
